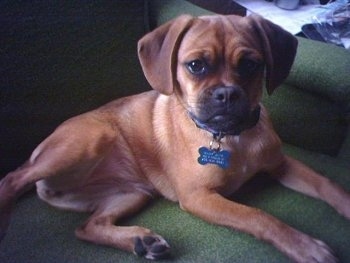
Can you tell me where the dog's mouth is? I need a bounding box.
[188,85,261,136]
[189,106,261,136]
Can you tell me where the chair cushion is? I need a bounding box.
[263,84,348,155]
[286,37,350,110]
[1,144,349,263]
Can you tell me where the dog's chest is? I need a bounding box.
[215,135,277,196]
[218,163,256,196]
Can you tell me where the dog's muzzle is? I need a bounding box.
[188,86,261,136]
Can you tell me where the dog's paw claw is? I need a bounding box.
[134,235,170,260]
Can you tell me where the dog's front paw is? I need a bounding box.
[331,185,350,220]
[134,235,170,260]
[288,235,338,263]
[337,194,350,220]
[306,239,338,263]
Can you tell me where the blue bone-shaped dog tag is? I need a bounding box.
[198,147,231,169]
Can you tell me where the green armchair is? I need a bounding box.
[1,1,349,262]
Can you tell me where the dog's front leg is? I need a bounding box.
[277,156,350,220]
[179,189,337,263]
[74,192,170,260]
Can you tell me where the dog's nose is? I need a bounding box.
[212,86,241,104]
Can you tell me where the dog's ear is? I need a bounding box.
[245,15,298,95]
[138,15,194,95]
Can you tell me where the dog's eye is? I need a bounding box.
[238,59,261,77]
[186,59,208,76]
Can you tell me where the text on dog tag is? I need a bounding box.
[197,147,231,169]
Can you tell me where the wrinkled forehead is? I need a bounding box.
[178,15,261,60]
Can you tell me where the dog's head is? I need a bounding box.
[138,15,297,136]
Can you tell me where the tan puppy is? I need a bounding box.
[0,14,349,263]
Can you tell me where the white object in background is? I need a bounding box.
[234,0,323,34]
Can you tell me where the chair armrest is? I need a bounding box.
[286,37,350,105]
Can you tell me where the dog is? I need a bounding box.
[1,14,349,263]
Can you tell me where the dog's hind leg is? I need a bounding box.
[0,161,41,240]
[74,191,170,260]
[0,114,117,241]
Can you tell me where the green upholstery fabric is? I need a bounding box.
[339,128,350,162]
[1,0,350,263]
[263,37,350,156]
[262,84,347,155]
[285,37,350,106]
